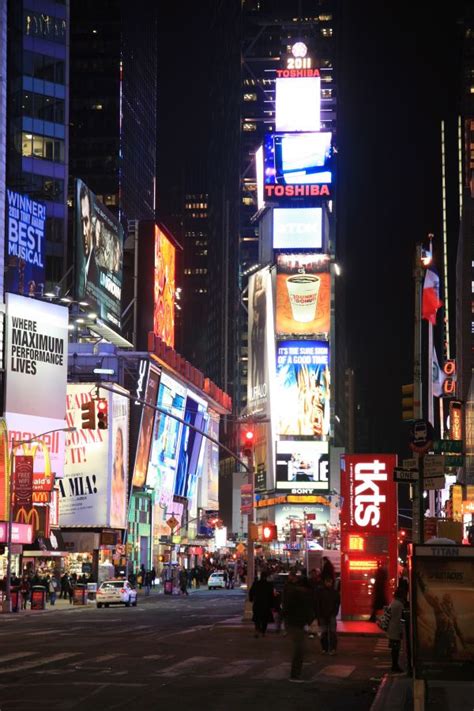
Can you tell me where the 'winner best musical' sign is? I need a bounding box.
[6,189,45,295]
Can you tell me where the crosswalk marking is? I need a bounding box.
[92,654,123,662]
[258,663,291,680]
[154,656,218,677]
[314,664,356,679]
[206,659,261,679]
[0,652,80,674]
[0,652,35,663]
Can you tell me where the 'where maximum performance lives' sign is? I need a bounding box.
[6,189,46,296]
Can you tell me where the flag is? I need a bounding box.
[432,346,446,397]
[422,269,442,324]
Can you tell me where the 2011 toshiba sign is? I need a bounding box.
[340,454,398,619]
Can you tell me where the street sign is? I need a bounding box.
[394,467,419,483]
[444,455,464,467]
[433,439,463,454]
[424,476,446,491]
[409,420,434,454]
[402,458,418,470]
[166,516,179,530]
[423,455,445,478]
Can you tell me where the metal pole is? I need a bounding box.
[413,245,424,544]
[246,450,255,591]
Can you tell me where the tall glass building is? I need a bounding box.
[6,0,70,289]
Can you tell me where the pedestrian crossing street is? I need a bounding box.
[0,649,357,682]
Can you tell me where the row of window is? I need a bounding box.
[18,131,64,162]
[22,50,65,85]
[24,11,66,44]
[19,173,64,202]
[184,232,207,238]
[16,91,65,124]
[187,212,207,218]
[184,268,208,275]
[185,202,207,209]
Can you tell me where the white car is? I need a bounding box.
[207,572,226,590]
[96,580,138,608]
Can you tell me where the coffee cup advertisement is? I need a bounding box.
[276,253,330,337]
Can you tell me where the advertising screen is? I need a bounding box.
[275,77,321,132]
[256,145,264,211]
[276,440,329,492]
[276,253,330,337]
[132,364,161,488]
[247,268,275,418]
[60,384,130,528]
[5,293,68,421]
[154,225,176,348]
[274,503,330,538]
[75,179,123,332]
[6,189,45,295]
[276,340,330,438]
[273,208,323,250]
[6,413,66,480]
[147,372,186,507]
[265,133,332,186]
[174,393,208,499]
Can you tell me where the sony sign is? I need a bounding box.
[273,207,323,250]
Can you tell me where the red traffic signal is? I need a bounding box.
[260,522,277,542]
[81,400,96,429]
[97,398,108,429]
[244,430,254,443]
[242,429,254,459]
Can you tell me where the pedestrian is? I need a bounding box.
[179,568,189,596]
[369,563,388,622]
[308,569,322,638]
[282,573,315,682]
[228,568,234,589]
[144,571,152,596]
[59,573,68,599]
[249,571,274,638]
[386,587,405,673]
[68,575,76,604]
[151,567,156,588]
[321,556,335,582]
[20,576,31,610]
[48,576,58,606]
[317,576,340,655]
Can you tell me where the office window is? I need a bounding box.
[45,217,64,244]
[243,122,257,132]
[23,51,65,84]
[24,11,66,43]
[22,173,64,202]
[20,132,64,162]
[18,92,65,123]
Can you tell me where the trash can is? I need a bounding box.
[11,587,20,613]
[73,584,87,605]
[86,582,97,603]
[31,586,46,610]
[164,580,173,595]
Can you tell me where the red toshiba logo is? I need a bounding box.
[265,184,331,198]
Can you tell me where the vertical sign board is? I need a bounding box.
[5,190,46,296]
[340,454,398,619]
[411,545,474,681]
[247,267,275,419]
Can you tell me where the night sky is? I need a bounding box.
[157,2,465,456]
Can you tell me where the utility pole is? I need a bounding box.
[413,245,425,544]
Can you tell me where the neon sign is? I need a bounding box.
[353,460,388,527]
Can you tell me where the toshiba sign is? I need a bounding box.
[341,454,397,532]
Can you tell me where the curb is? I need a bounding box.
[370,673,413,711]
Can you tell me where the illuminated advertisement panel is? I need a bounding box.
[276,340,330,438]
[174,393,208,498]
[154,225,176,348]
[6,189,45,295]
[265,133,332,186]
[131,364,161,488]
[276,253,330,337]
[247,268,275,418]
[275,503,330,538]
[75,179,123,332]
[147,372,186,507]
[273,208,322,250]
[276,440,329,492]
[256,145,264,211]
[275,77,321,132]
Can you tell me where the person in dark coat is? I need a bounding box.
[248,571,274,638]
[321,557,335,582]
[282,575,315,681]
[317,576,340,654]
[369,564,388,622]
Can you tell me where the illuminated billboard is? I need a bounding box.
[275,77,321,132]
[276,340,330,438]
[273,207,323,250]
[131,364,161,488]
[276,253,330,337]
[6,189,45,295]
[276,440,329,492]
[275,503,329,538]
[154,225,176,348]
[265,133,332,186]
[247,268,275,418]
[75,179,123,332]
[256,145,264,211]
[174,393,208,498]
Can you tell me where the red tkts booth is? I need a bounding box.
[340,454,398,620]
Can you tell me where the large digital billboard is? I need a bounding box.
[275,77,321,132]
[276,253,330,337]
[247,268,275,418]
[6,189,45,295]
[60,384,130,529]
[276,440,329,492]
[276,340,330,438]
[132,364,161,488]
[154,225,175,348]
[274,503,330,538]
[75,179,123,332]
[174,393,208,499]
[273,208,323,250]
[265,133,332,186]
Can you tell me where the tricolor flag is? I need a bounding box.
[432,346,446,397]
[422,269,442,324]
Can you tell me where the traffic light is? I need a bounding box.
[260,522,277,542]
[81,400,96,429]
[242,429,254,460]
[97,398,108,429]
[401,383,415,421]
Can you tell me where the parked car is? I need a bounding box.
[96,579,138,608]
[207,572,226,590]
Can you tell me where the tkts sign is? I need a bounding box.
[341,455,397,533]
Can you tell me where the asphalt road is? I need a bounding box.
[0,588,383,711]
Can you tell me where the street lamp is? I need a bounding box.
[2,426,76,613]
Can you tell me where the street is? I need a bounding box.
[0,588,383,711]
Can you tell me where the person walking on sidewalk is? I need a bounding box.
[48,576,58,606]
[249,571,274,638]
[386,587,405,673]
[282,574,315,682]
[369,563,388,622]
[144,570,152,596]
[317,576,340,655]
[179,568,189,596]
